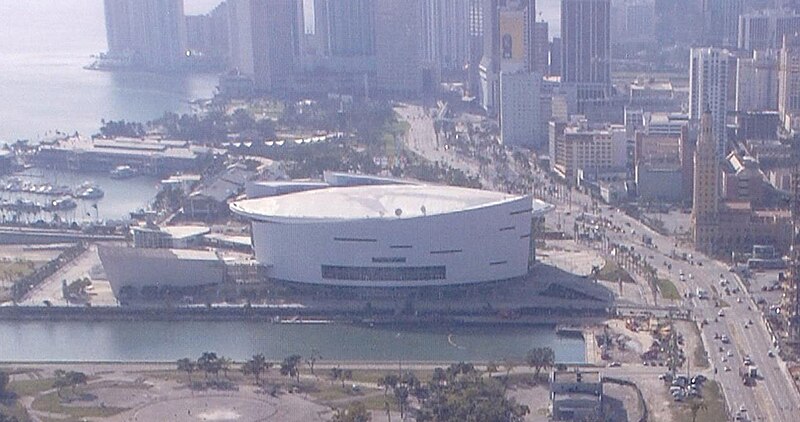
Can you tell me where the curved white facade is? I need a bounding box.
[231,185,548,287]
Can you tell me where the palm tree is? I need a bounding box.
[329,367,342,387]
[342,369,353,389]
[218,356,233,380]
[67,371,87,395]
[280,354,302,383]
[176,358,196,384]
[526,347,556,382]
[197,352,220,379]
[242,354,271,385]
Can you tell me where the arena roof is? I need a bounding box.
[230,184,540,221]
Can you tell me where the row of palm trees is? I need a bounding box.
[176,352,305,387]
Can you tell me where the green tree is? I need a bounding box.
[378,374,399,396]
[242,354,271,385]
[66,371,87,395]
[280,354,302,383]
[177,358,196,383]
[53,370,69,398]
[197,352,220,379]
[0,371,9,397]
[218,356,233,379]
[329,367,343,386]
[525,347,556,381]
[332,402,372,422]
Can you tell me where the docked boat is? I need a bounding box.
[45,197,78,212]
[110,165,137,179]
[74,182,104,200]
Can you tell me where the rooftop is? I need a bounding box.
[230,184,539,221]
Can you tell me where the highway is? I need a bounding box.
[539,180,800,421]
[393,106,800,420]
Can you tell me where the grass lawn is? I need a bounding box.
[688,324,710,369]
[31,391,127,420]
[0,402,30,422]
[657,278,681,300]
[0,259,37,281]
[9,378,57,397]
[596,260,635,283]
[670,380,727,422]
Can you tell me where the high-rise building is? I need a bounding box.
[103,0,187,70]
[326,0,375,58]
[702,0,743,48]
[185,2,230,67]
[251,0,298,92]
[374,0,425,95]
[549,117,627,183]
[692,109,720,252]
[419,0,469,82]
[479,0,535,115]
[227,0,298,92]
[736,50,779,112]
[779,33,800,132]
[532,21,549,75]
[689,47,736,156]
[500,71,541,147]
[550,37,562,77]
[561,0,612,113]
[738,9,800,51]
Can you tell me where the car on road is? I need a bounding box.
[727,350,734,357]
[724,366,731,372]
[718,309,725,317]
[607,361,621,368]
[721,335,730,344]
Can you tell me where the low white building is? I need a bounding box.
[231,184,552,287]
[98,247,225,295]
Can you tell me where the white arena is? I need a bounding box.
[230,184,552,287]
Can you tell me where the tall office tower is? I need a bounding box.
[689,47,735,157]
[467,0,484,96]
[185,2,230,66]
[532,21,549,75]
[500,72,541,147]
[374,0,425,95]
[103,0,187,70]
[479,0,501,114]
[227,0,254,75]
[327,0,374,58]
[296,0,329,70]
[702,0,743,48]
[692,109,720,254]
[736,50,779,112]
[251,0,298,92]
[419,0,469,82]
[524,0,537,74]
[779,34,800,132]
[561,0,612,113]
[738,10,800,52]
[434,0,471,75]
[227,0,298,92]
[550,37,562,76]
[478,0,536,114]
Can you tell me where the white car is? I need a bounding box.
[718,309,725,317]
[727,350,734,357]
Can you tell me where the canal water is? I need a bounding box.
[0,321,585,363]
[0,168,161,223]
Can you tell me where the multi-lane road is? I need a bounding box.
[540,182,800,421]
